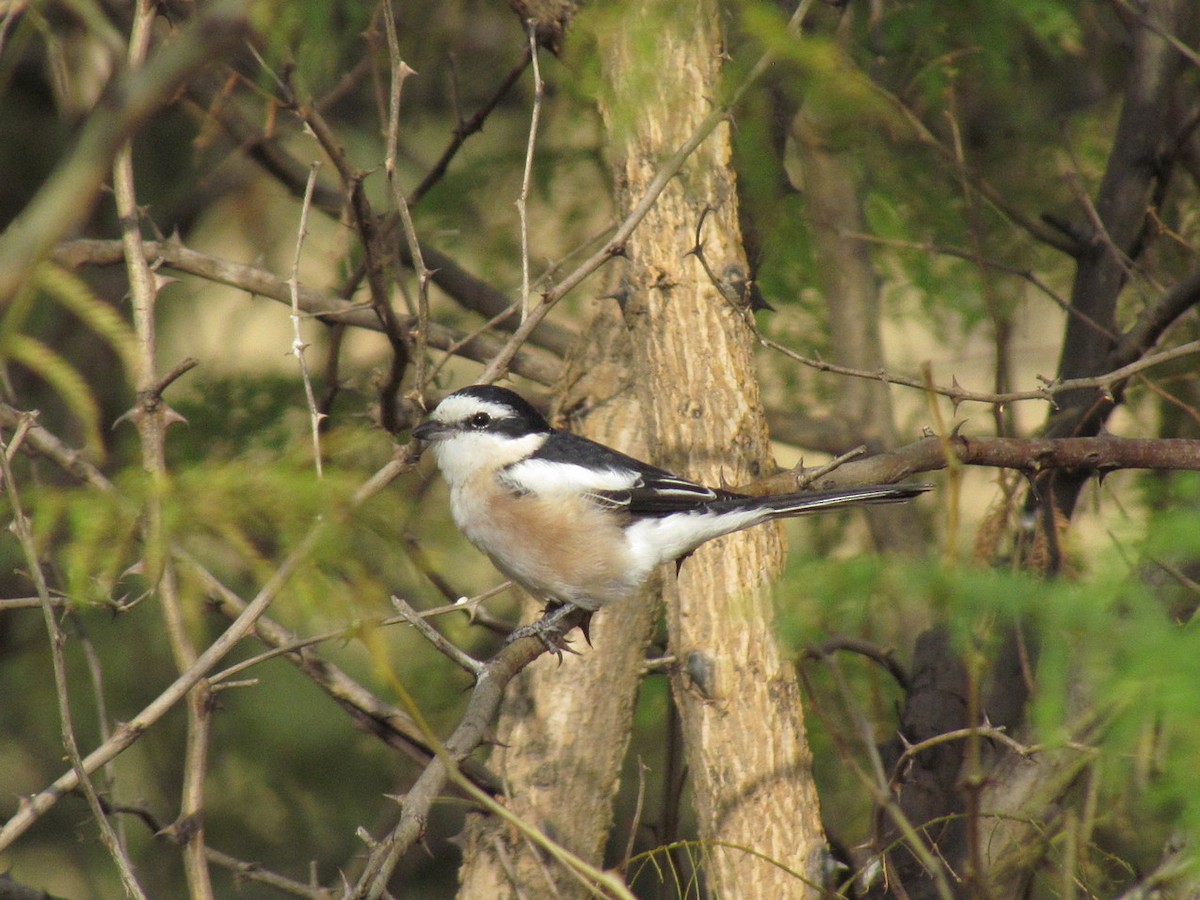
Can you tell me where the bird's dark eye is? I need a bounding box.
[468,412,492,429]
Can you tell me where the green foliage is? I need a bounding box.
[255,0,375,92]
[777,522,1200,890]
[0,264,138,460]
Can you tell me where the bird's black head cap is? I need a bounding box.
[451,385,551,435]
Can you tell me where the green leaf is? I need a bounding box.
[3,334,104,460]
[36,263,140,378]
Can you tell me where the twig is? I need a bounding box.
[836,229,1116,341]
[75,614,128,853]
[0,423,147,898]
[759,334,1200,408]
[804,636,909,691]
[821,653,957,900]
[292,75,411,432]
[380,3,432,401]
[407,45,533,206]
[288,161,326,476]
[869,79,1077,255]
[0,595,58,610]
[788,445,867,491]
[1111,0,1200,69]
[150,357,200,399]
[390,596,485,677]
[890,725,1032,787]
[517,21,544,323]
[620,757,650,876]
[105,796,337,899]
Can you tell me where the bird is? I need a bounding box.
[412,385,930,638]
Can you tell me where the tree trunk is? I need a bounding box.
[599,2,828,894]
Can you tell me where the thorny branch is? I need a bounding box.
[760,334,1200,409]
[113,0,213,891]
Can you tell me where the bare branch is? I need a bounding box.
[113,1,213,890]
[407,46,533,206]
[751,434,1200,496]
[186,555,500,794]
[390,596,485,678]
[517,22,545,324]
[760,333,1200,409]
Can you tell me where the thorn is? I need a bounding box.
[112,406,141,429]
[419,836,435,859]
[445,827,470,852]
[151,271,180,294]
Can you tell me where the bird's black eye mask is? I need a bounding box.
[459,412,543,439]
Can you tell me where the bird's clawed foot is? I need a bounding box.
[506,604,593,659]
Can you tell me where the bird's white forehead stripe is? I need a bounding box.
[433,395,516,424]
[505,459,638,493]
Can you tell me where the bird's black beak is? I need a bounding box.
[412,421,450,442]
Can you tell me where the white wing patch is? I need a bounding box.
[502,458,641,495]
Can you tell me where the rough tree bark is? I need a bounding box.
[598,1,828,894]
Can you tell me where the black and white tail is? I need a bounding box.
[711,482,933,519]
